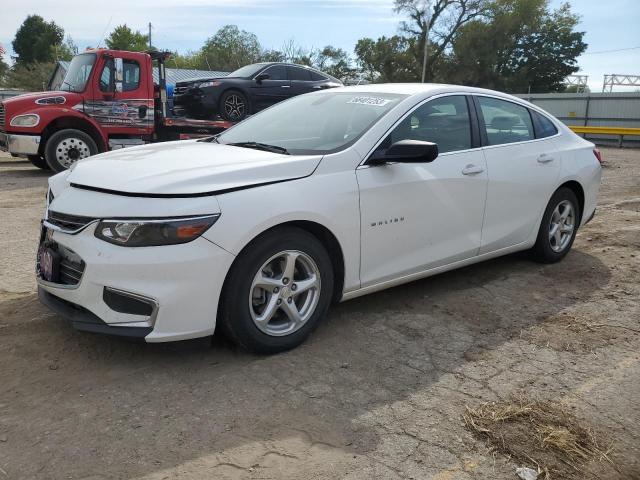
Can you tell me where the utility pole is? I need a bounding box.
[421,1,431,83]
[148,22,152,49]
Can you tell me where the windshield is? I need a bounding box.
[60,53,96,92]
[218,91,407,154]
[229,63,267,78]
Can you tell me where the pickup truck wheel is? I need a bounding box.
[219,227,333,354]
[220,90,248,121]
[27,155,50,170]
[45,129,98,172]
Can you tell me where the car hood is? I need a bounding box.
[66,140,322,196]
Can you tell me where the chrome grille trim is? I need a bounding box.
[45,211,98,234]
[0,102,5,131]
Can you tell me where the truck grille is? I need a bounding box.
[174,85,189,95]
[46,211,98,233]
[0,102,5,131]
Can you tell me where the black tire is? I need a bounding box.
[219,227,334,354]
[530,187,580,263]
[27,155,50,170]
[219,90,249,121]
[45,129,98,173]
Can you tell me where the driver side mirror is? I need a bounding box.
[114,58,124,93]
[368,140,439,166]
[255,72,270,84]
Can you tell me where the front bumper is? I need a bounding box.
[37,224,235,342]
[0,132,41,156]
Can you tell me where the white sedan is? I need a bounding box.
[38,84,602,353]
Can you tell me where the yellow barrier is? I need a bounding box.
[569,126,640,147]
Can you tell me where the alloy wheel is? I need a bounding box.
[548,200,575,253]
[224,94,246,120]
[249,250,321,336]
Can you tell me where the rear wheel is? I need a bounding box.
[45,129,98,172]
[220,90,249,121]
[27,155,50,170]
[219,227,333,354]
[531,187,579,263]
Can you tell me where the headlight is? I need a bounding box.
[197,81,221,88]
[10,114,40,127]
[94,215,220,247]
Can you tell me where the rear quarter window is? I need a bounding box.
[531,110,558,139]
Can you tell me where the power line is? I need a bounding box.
[583,46,640,55]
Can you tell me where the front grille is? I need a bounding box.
[47,210,97,233]
[37,243,86,286]
[174,85,189,95]
[0,102,5,131]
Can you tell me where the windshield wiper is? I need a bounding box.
[228,142,289,155]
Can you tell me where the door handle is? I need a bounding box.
[281,85,290,88]
[462,164,484,175]
[537,154,555,163]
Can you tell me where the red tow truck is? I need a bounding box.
[0,49,233,172]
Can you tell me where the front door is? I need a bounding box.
[88,54,153,136]
[250,65,291,111]
[357,95,488,287]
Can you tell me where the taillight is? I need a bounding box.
[593,148,603,164]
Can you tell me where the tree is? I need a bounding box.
[393,0,491,81]
[12,15,64,64]
[105,24,149,52]
[3,62,55,90]
[200,25,261,71]
[355,36,417,82]
[444,0,587,92]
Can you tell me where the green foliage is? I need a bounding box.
[12,15,65,64]
[200,25,261,71]
[0,58,9,85]
[444,0,587,92]
[105,24,149,52]
[354,36,417,82]
[3,62,55,90]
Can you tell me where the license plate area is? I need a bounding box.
[38,246,61,283]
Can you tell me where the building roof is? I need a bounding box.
[55,61,228,86]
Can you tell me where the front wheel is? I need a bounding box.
[45,129,98,172]
[219,90,249,121]
[531,187,580,263]
[218,227,334,354]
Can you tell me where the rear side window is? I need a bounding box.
[478,96,534,145]
[263,65,287,80]
[289,66,311,81]
[310,71,327,81]
[530,110,558,139]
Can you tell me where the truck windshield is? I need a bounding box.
[60,53,96,92]
[217,91,408,155]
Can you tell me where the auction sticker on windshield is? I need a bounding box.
[347,96,393,107]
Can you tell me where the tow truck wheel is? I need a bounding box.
[27,155,50,170]
[45,129,98,172]
[220,90,249,121]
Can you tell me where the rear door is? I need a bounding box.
[288,66,322,96]
[250,65,291,111]
[475,95,561,254]
[88,53,153,136]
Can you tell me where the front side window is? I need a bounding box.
[263,65,287,80]
[60,53,96,93]
[99,59,113,92]
[378,95,472,154]
[218,92,407,154]
[478,96,534,145]
[530,110,558,139]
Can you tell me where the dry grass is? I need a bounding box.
[463,395,614,479]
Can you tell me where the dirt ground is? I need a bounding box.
[0,148,638,480]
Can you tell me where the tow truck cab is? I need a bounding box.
[0,49,232,171]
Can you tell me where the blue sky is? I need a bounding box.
[1,0,639,91]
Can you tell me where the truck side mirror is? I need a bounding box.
[114,58,124,93]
